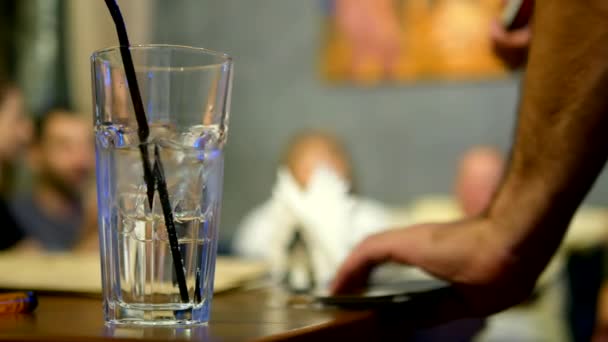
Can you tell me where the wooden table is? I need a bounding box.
[0,288,379,341]
[0,288,484,341]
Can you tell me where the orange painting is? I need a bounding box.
[321,0,507,84]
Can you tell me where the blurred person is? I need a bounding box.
[406,147,507,223]
[0,79,31,250]
[454,146,505,217]
[11,110,94,251]
[232,131,392,291]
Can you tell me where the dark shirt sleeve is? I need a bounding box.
[0,197,23,250]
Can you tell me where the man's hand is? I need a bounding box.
[331,218,538,317]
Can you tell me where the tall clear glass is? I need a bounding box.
[91,45,232,325]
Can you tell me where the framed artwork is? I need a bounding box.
[321,0,507,84]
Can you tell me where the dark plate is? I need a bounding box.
[315,279,448,308]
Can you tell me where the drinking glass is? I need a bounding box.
[91,44,232,325]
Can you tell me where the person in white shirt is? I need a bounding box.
[232,131,391,291]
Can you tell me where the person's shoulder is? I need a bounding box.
[9,193,34,204]
[0,195,26,250]
[9,195,37,215]
[0,195,17,221]
[8,195,44,232]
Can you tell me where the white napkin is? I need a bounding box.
[273,166,355,287]
[233,166,391,290]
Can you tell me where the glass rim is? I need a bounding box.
[91,44,232,70]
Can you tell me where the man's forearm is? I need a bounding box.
[490,0,608,269]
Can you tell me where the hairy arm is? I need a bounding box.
[332,0,608,316]
[490,0,608,280]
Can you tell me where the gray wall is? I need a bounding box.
[153,0,608,244]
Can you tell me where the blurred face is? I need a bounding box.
[0,89,32,162]
[455,147,504,217]
[287,136,352,188]
[33,114,94,199]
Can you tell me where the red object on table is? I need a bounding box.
[0,292,37,315]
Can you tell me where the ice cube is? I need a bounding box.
[108,124,139,148]
[120,216,136,234]
[116,183,152,220]
[95,123,138,148]
[180,125,204,147]
[130,219,153,241]
[156,138,186,165]
[154,221,168,241]
[172,197,202,220]
[150,188,164,221]
[148,124,174,140]
[180,125,221,150]
[95,128,114,149]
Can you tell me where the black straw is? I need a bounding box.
[103,0,154,207]
[104,0,190,304]
[153,145,190,302]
